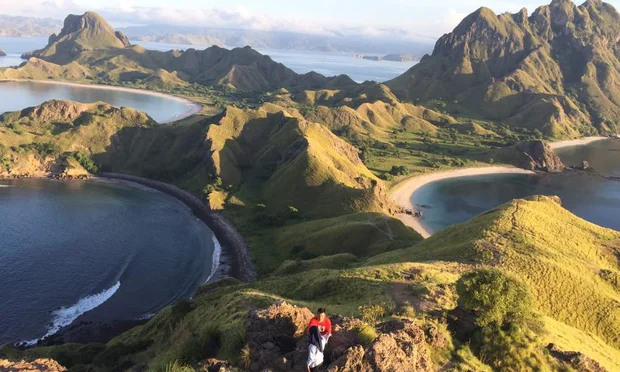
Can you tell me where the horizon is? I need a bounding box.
[2,0,620,42]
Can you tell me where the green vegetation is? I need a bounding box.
[1,3,620,370]
[456,269,531,328]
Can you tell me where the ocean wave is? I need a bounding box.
[22,281,121,346]
[204,235,222,284]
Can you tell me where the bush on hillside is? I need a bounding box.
[456,269,531,327]
[389,165,410,176]
[456,270,558,371]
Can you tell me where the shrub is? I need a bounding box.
[355,324,378,347]
[69,152,99,173]
[359,304,386,326]
[20,142,59,159]
[456,269,531,327]
[389,165,410,176]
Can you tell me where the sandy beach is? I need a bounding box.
[0,79,203,123]
[391,167,535,238]
[549,136,608,149]
[391,136,615,238]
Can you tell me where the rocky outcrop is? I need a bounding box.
[327,320,434,372]
[497,140,565,172]
[387,0,620,137]
[243,302,434,372]
[245,301,314,371]
[0,359,67,372]
[547,344,608,372]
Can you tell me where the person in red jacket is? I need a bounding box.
[306,308,332,372]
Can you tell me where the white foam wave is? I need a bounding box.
[22,281,121,346]
[204,235,222,284]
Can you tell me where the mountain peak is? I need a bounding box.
[23,11,130,64]
[452,7,501,35]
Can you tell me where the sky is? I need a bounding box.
[1,0,619,39]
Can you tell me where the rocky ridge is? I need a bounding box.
[387,0,620,137]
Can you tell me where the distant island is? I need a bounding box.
[0,14,61,37]
[354,53,417,62]
[0,49,6,57]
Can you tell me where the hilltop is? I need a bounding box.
[388,0,620,138]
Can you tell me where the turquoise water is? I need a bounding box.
[0,179,218,345]
[412,140,620,235]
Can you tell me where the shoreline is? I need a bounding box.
[549,136,608,150]
[0,79,203,123]
[391,167,535,238]
[2,174,255,348]
[98,173,256,283]
[390,136,614,238]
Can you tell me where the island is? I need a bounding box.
[1,1,620,371]
[354,53,417,62]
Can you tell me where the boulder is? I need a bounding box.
[546,344,607,372]
[327,320,434,372]
[0,359,67,372]
[245,301,314,372]
[244,303,434,372]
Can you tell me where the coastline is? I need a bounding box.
[390,136,614,239]
[391,167,535,238]
[98,173,256,283]
[3,174,255,348]
[0,79,203,123]
[549,136,607,150]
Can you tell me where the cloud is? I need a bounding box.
[0,0,442,41]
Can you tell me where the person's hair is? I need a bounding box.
[317,308,326,314]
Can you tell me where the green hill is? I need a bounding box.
[370,195,620,369]
[387,0,620,138]
[0,100,419,274]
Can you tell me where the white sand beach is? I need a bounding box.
[391,136,615,238]
[390,167,535,238]
[549,136,608,149]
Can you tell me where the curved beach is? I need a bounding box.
[391,137,614,238]
[0,79,202,123]
[391,167,535,238]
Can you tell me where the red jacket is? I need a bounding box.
[307,316,332,335]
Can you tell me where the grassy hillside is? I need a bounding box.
[3,196,618,371]
[370,195,620,369]
[0,99,419,275]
